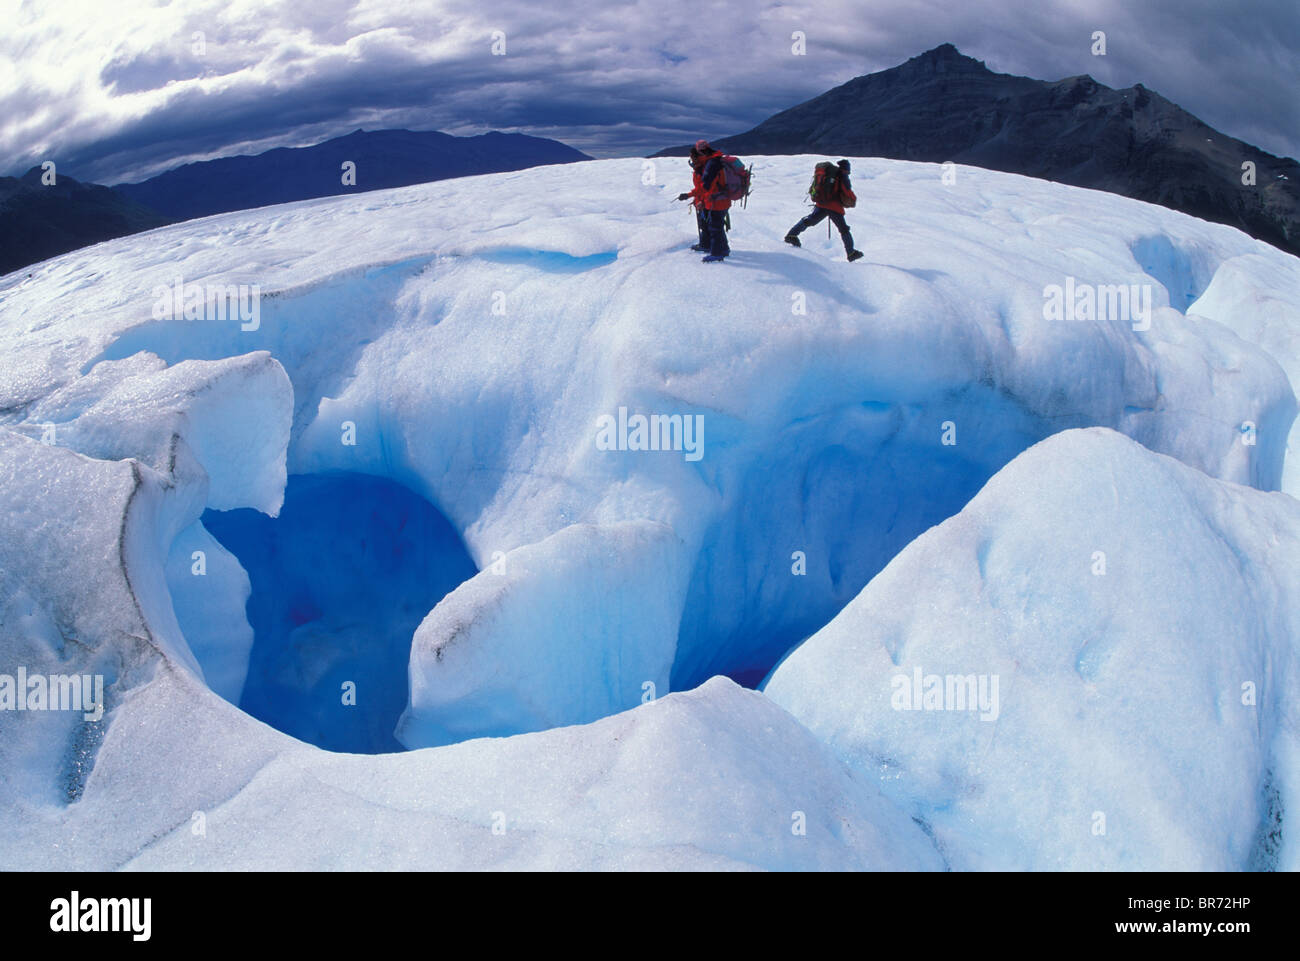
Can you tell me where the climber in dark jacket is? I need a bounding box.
[785,159,864,262]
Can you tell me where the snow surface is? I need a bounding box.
[0,156,1298,869]
[119,676,942,871]
[765,428,1300,871]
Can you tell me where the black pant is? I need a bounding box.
[789,207,855,253]
[695,207,710,247]
[705,209,730,257]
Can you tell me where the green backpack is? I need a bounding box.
[809,162,841,205]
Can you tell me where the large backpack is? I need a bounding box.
[809,162,841,205]
[715,154,752,203]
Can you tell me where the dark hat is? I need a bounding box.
[837,159,851,171]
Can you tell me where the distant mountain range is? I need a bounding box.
[658,44,1299,259]
[112,129,592,221]
[1,129,591,276]
[0,168,171,277]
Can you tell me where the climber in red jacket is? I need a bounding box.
[785,159,864,262]
[677,140,731,262]
[680,145,711,252]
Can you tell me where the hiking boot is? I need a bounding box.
[690,243,709,251]
[784,234,801,247]
[847,249,864,262]
[702,255,727,263]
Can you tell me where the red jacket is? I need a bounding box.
[688,154,732,211]
[816,180,856,215]
[688,164,704,209]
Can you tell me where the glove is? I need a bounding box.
[677,192,692,201]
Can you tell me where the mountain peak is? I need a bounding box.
[922,42,963,59]
[903,43,987,74]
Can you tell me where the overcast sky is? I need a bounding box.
[3,0,1297,184]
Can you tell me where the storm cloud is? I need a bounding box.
[2,0,1297,183]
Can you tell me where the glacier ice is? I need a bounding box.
[204,472,478,753]
[1185,250,1300,497]
[1,156,1298,869]
[765,427,1300,871]
[397,519,683,748]
[126,676,945,871]
[7,665,943,870]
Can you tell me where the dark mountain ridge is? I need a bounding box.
[2,128,592,275]
[113,128,592,221]
[0,168,171,277]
